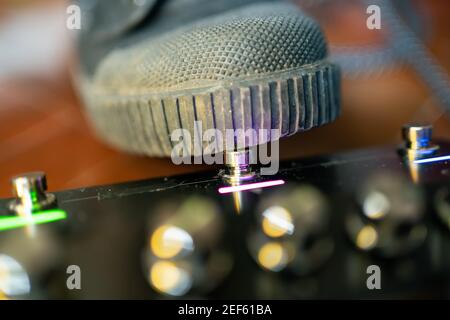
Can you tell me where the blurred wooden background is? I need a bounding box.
[0,0,449,197]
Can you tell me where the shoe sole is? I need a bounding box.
[81,60,340,157]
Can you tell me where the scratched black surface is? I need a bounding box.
[0,142,449,299]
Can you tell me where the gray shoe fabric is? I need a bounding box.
[74,0,340,157]
[77,0,273,75]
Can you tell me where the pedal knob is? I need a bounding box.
[144,196,231,297]
[248,185,333,275]
[346,172,427,257]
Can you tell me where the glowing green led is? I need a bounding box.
[0,209,67,232]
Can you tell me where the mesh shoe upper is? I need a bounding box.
[90,3,328,94]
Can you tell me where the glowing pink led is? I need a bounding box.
[218,179,285,194]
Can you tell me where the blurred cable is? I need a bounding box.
[306,0,450,115]
[371,0,450,115]
[330,45,398,75]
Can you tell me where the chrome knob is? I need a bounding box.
[248,185,333,275]
[346,172,427,257]
[401,124,439,160]
[223,149,256,183]
[9,172,56,213]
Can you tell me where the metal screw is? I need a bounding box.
[222,149,256,183]
[9,172,56,213]
[401,124,439,160]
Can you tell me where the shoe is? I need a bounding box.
[75,0,340,156]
